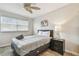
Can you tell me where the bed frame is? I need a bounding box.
[12,43,50,56]
[11,30,53,56]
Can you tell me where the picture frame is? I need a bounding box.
[41,20,48,26]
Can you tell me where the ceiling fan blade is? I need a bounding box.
[24,3,31,7]
[25,7,32,13]
[30,6,40,10]
[24,3,40,13]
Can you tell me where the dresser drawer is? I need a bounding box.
[50,39,65,55]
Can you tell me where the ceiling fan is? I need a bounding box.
[24,3,40,13]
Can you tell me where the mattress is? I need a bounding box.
[12,35,52,56]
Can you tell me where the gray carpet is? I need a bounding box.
[0,46,13,56]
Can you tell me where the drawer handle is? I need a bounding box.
[37,51,39,53]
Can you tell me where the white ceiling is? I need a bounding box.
[0,3,69,18]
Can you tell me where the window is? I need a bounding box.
[0,16,29,32]
[1,16,17,32]
[17,20,29,31]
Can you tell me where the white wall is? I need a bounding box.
[0,10,33,47]
[33,4,79,55]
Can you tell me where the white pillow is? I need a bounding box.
[42,31,50,37]
[38,31,42,35]
[38,31,50,37]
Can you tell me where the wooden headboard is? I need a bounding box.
[38,30,53,37]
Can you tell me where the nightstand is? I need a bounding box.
[50,38,65,55]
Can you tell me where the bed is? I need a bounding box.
[11,30,53,56]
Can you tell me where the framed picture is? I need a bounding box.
[41,20,48,26]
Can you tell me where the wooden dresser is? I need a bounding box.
[50,38,65,55]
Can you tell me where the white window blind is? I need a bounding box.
[0,16,29,32]
[17,20,29,31]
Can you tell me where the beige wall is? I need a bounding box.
[61,14,79,54]
[0,10,33,47]
[33,4,79,33]
[33,4,79,55]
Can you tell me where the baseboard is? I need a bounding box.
[65,50,79,56]
[0,43,10,48]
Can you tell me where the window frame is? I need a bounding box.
[0,16,29,32]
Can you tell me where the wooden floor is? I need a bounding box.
[0,46,75,56]
[39,49,75,56]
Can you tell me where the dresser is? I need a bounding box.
[50,38,65,55]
